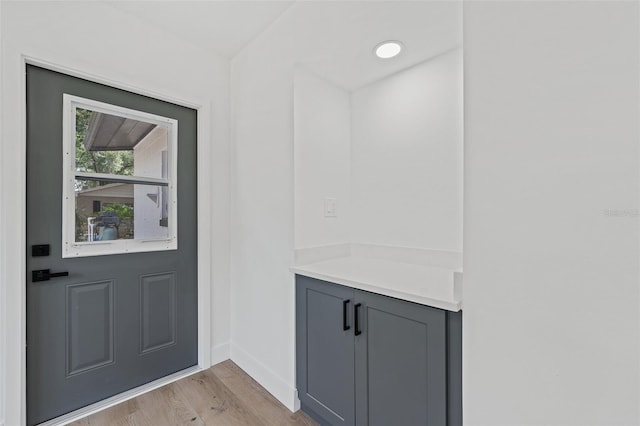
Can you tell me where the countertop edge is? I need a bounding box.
[291,267,462,312]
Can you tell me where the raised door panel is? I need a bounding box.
[140,272,176,353]
[355,290,447,426]
[296,275,355,426]
[66,280,114,375]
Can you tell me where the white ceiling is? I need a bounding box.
[282,1,462,90]
[107,1,294,58]
[107,1,461,90]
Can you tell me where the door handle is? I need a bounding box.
[354,303,362,336]
[32,269,69,282]
[343,299,351,331]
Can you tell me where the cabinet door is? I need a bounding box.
[354,290,447,426]
[296,276,356,425]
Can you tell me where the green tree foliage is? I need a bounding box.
[75,108,134,190]
[103,203,133,219]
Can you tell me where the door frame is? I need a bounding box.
[2,55,213,425]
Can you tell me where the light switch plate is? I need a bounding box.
[324,197,337,217]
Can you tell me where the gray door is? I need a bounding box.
[354,290,447,426]
[26,65,198,425]
[296,275,356,426]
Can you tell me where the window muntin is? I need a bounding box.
[62,95,178,257]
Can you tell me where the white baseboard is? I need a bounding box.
[211,342,230,365]
[230,343,300,412]
[39,365,201,426]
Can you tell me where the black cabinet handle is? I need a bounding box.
[32,269,69,282]
[343,299,351,331]
[354,303,362,336]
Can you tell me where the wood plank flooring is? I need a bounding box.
[68,361,317,426]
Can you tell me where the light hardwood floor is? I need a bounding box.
[68,361,317,426]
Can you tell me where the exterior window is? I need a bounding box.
[62,95,178,257]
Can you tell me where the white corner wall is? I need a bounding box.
[229,1,464,411]
[229,8,298,409]
[351,50,463,251]
[294,68,351,249]
[464,2,639,424]
[0,2,231,424]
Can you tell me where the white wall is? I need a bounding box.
[230,9,298,409]
[294,68,351,249]
[0,2,231,424]
[464,2,639,424]
[351,50,463,251]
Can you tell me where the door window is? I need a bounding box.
[62,95,178,257]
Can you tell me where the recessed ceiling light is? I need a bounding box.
[374,41,403,59]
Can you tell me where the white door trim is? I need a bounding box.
[1,55,213,425]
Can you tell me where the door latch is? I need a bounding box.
[32,269,69,282]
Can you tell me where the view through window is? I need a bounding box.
[63,95,178,257]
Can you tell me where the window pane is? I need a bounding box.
[75,108,168,179]
[75,180,170,242]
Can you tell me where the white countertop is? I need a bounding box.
[291,256,462,312]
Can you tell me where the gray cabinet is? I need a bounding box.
[296,275,462,426]
[296,277,356,425]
